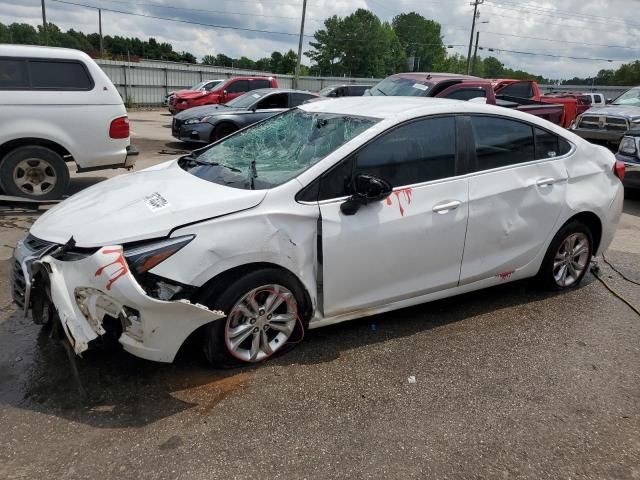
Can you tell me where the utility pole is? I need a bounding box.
[41,0,47,46]
[466,0,483,74]
[98,8,104,57]
[294,0,307,89]
[472,31,480,75]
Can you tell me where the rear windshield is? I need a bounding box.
[369,76,432,97]
[184,108,378,190]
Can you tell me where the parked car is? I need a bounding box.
[585,92,606,106]
[367,73,566,126]
[318,84,370,97]
[615,126,640,189]
[172,88,318,144]
[164,79,225,110]
[171,76,278,114]
[13,97,623,368]
[571,86,640,146]
[0,45,136,200]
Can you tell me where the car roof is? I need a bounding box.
[0,44,92,61]
[389,72,482,83]
[250,88,317,95]
[298,96,571,129]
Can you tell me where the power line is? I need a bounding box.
[479,45,624,62]
[480,30,640,53]
[484,0,639,27]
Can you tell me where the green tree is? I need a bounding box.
[235,56,255,69]
[392,12,445,71]
[482,56,504,78]
[278,50,298,74]
[201,54,216,65]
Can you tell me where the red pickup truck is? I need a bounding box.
[367,73,568,127]
[171,76,278,113]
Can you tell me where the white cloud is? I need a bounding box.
[2,0,638,79]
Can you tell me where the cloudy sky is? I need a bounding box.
[1,0,638,79]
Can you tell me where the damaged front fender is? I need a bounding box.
[35,246,224,363]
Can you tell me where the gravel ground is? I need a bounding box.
[0,110,639,480]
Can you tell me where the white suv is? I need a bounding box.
[0,45,136,200]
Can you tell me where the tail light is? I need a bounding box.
[109,116,130,139]
[614,160,625,182]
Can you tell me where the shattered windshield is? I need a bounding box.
[369,77,432,97]
[186,108,378,190]
[226,91,266,109]
[612,88,640,107]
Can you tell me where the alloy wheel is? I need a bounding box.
[224,284,298,362]
[12,158,57,196]
[553,232,590,287]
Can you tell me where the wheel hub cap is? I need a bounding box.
[13,158,57,196]
[225,284,297,362]
[553,232,590,287]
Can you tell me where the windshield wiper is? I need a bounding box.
[210,162,242,172]
[374,86,387,96]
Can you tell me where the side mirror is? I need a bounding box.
[340,174,392,216]
[606,98,612,104]
[223,90,228,97]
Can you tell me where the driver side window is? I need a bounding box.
[317,116,457,201]
[256,93,288,109]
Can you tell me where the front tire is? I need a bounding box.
[0,146,70,200]
[536,221,593,290]
[202,268,307,368]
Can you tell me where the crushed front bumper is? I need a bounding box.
[13,240,224,363]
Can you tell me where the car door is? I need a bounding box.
[318,116,470,317]
[459,115,570,285]
[289,92,316,107]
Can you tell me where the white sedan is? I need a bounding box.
[12,97,624,367]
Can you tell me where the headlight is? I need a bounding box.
[184,118,202,125]
[124,235,194,275]
[619,136,637,156]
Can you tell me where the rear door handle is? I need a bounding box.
[536,177,565,187]
[432,200,462,214]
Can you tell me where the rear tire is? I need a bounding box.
[0,146,70,200]
[535,221,593,290]
[201,268,308,368]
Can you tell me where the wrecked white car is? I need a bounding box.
[11,97,624,367]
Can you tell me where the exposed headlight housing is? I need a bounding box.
[124,235,195,275]
[619,136,638,156]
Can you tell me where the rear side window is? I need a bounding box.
[445,88,487,101]
[290,92,315,106]
[29,60,93,90]
[251,79,271,90]
[470,116,534,170]
[349,85,368,96]
[534,128,572,159]
[354,116,457,187]
[0,59,29,89]
[227,80,249,93]
[256,93,288,109]
[0,58,93,90]
[499,82,533,98]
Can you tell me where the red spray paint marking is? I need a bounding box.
[497,271,514,281]
[386,187,413,216]
[94,248,129,290]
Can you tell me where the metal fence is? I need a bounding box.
[96,59,629,107]
[96,59,380,106]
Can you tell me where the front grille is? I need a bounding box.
[10,235,58,308]
[11,258,26,308]
[172,118,182,137]
[579,115,629,131]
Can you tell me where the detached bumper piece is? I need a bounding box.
[29,245,224,363]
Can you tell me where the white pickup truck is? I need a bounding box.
[0,45,137,200]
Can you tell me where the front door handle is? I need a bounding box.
[536,177,565,187]
[432,200,462,214]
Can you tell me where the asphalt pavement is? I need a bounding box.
[0,110,639,479]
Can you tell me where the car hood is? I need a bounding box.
[583,105,640,119]
[177,90,219,100]
[30,160,267,247]
[174,104,234,120]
